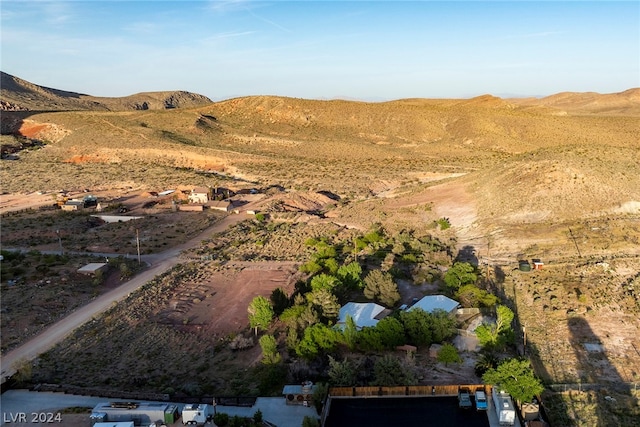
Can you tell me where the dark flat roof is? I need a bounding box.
[324,396,490,427]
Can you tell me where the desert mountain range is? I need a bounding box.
[1,71,639,250]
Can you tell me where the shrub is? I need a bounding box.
[213,412,229,426]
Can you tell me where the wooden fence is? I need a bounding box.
[329,384,491,398]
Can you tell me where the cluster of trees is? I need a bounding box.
[242,222,547,411]
[443,261,498,308]
[247,229,459,364]
[483,358,544,403]
[328,354,419,387]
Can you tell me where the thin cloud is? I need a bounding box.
[205,0,291,33]
[203,30,256,42]
[42,1,75,25]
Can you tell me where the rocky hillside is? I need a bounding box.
[0,71,213,111]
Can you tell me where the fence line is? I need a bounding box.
[546,382,639,393]
[329,384,491,398]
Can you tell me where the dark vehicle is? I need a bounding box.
[458,387,472,409]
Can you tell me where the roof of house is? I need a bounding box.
[208,200,232,209]
[408,295,459,313]
[192,186,210,194]
[338,302,387,329]
[77,263,108,274]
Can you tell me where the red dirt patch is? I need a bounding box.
[18,122,49,138]
[156,262,298,337]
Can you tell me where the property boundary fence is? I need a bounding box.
[328,384,491,398]
[547,382,640,393]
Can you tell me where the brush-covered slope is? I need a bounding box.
[0,71,213,111]
[510,88,640,115]
[1,79,639,223]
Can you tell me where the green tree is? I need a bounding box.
[358,327,384,352]
[259,334,281,365]
[437,343,462,365]
[475,305,514,349]
[429,309,457,343]
[400,309,433,347]
[341,315,359,350]
[456,284,498,308]
[295,324,340,359]
[328,356,358,386]
[248,296,274,335]
[375,317,406,349]
[307,288,340,321]
[311,382,329,414]
[310,273,339,292]
[280,305,305,328]
[483,358,544,403]
[372,355,417,386]
[443,262,477,290]
[337,261,363,290]
[363,270,400,307]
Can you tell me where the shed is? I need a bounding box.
[337,302,388,330]
[532,259,544,270]
[208,200,232,212]
[77,263,108,276]
[61,200,84,211]
[408,295,459,314]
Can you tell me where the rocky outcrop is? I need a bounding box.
[0,71,213,111]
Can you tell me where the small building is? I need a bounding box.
[61,200,85,211]
[178,204,204,212]
[77,263,108,276]
[283,381,316,406]
[337,302,389,330]
[408,295,459,314]
[532,259,544,270]
[208,200,232,212]
[189,186,210,204]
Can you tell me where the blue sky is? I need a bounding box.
[1,1,638,101]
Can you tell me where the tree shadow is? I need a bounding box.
[456,245,478,265]
[565,316,635,426]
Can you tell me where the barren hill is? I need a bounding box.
[510,88,640,115]
[1,74,638,237]
[0,71,213,111]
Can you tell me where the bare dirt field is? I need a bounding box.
[157,261,299,337]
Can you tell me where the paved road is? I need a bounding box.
[0,211,250,381]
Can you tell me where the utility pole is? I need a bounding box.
[136,228,141,265]
[568,228,582,258]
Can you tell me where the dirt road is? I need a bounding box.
[0,211,250,381]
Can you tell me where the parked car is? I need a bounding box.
[458,387,472,409]
[475,390,488,410]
